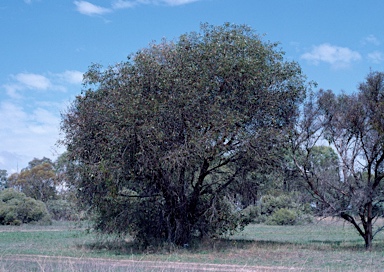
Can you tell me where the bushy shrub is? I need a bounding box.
[260,194,295,215]
[266,208,297,225]
[0,189,51,225]
[248,193,314,225]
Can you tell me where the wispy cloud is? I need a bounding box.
[24,0,41,4]
[368,51,384,64]
[29,107,60,134]
[301,43,361,69]
[3,84,23,99]
[75,0,200,16]
[55,70,84,85]
[161,0,199,6]
[74,1,112,16]
[14,73,52,90]
[362,34,380,46]
[0,101,62,173]
[0,69,83,173]
[3,71,83,99]
[112,0,137,9]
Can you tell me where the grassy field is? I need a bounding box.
[0,219,384,271]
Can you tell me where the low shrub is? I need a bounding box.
[244,193,314,226]
[266,208,297,225]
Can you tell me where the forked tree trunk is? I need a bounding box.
[160,176,193,246]
[362,202,374,251]
[341,210,373,251]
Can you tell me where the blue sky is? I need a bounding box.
[1,0,383,174]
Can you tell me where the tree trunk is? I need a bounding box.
[364,227,373,251]
[160,173,193,246]
[363,202,373,251]
[341,211,373,251]
[165,212,191,246]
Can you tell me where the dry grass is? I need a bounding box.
[1,219,384,271]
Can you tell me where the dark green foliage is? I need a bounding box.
[46,199,78,221]
[0,169,7,190]
[93,191,168,247]
[61,23,307,246]
[261,194,294,215]
[0,189,51,225]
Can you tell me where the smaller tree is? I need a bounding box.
[292,71,384,250]
[8,158,57,202]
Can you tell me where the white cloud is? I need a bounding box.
[0,102,28,132]
[32,108,60,127]
[161,0,199,6]
[15,73,51,90]
[0,101,63,173]
[23,0,41,4]
[77,0,200,15]
[28,108,60,135]
[112,0,137,9]
[74,1,112,16]
[57,70,84,84]
[3,70,83,99]
[0,151,27,175]
[0,102,40,138]
[362,35,380,46]
[3,84,23,99]
[301,43,361,69]
[0,69,83,173]
[368,51,384,64]
[136,0,200,6]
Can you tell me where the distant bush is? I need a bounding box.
[244,193,313,226]
[241,205,260,220]
[260,194,295,215]
[0,189,51,225]
[266,208,297,225]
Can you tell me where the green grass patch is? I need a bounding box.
[0,219,384,271]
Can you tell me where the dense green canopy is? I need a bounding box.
[61,23,307,246]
